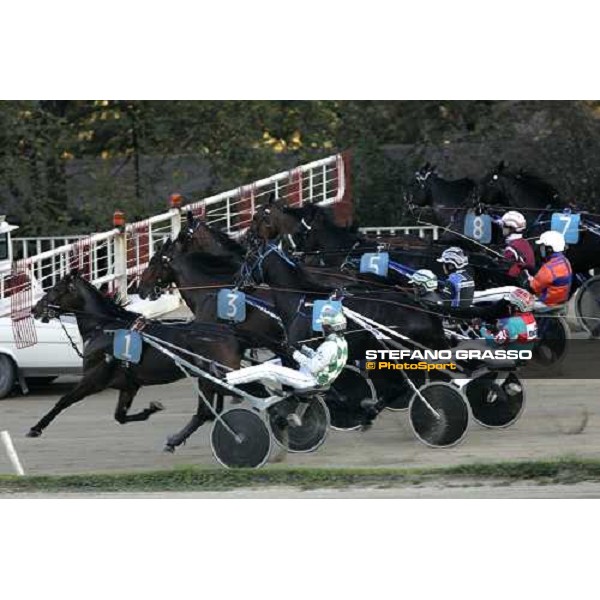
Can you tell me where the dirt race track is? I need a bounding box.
[0,374,597,476]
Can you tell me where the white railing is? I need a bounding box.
[0,153,347,315]
[13,235,87,261]
[360,225,440,240]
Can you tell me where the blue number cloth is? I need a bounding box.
[551,212,580,244]
[113,330,143,364]
[464,212,492,243]
[359,252,389,276]
[312,300,343,332]
[217,289,247,322]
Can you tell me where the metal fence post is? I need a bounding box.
[170,208,181,239]
[113,211,128,299]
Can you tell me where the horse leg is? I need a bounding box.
[26,361,114,437]
[163,381,215,452]
[114,386,164,424]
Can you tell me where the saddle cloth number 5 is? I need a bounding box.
[360,252,389,276]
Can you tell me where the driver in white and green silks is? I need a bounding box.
[226,305,348,391]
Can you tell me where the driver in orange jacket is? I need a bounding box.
[528,230,572,307]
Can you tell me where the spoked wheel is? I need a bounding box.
[267,396,330,453]
[210,408,271,469]
[465,372,526,428]
[575,275,600,338]
[408,382,470,448]
[532,316,569,368]
[376,370,426,412]
[325,365,378,431]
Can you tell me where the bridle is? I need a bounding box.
[238,241,297,288]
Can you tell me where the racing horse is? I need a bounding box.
[237,238,459,420]
[249,196,517,291]
[138,238,286,355]
[477,162,600,276]
[29,271,246,451]
[405,163,483,244]
[139,233,382,430]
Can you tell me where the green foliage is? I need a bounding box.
[1,101,600,236]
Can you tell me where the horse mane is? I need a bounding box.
[182,251,240,275]
[514,169,560,202]
[197,222,246,255]
[76,275,136,320]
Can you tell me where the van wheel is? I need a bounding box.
[0,355,17,400]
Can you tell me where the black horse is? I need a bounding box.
[239,239,453,413]
[138,239,286,355]
[406,163,480,243]
[477,162,600,276]
[183,211,247,260]
[29,272,244,450]
[249,196,517,291]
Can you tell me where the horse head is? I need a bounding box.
[32,271,86,322]
[138,238,177,300]
[406,162,437,207]
[478,161,561,213]
[477,161,512,207]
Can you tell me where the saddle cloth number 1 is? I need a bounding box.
[113,330,143,364]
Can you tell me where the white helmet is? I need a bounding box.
[437,247,468,269]
[501,210,526,232]
[408,269,438,292]
[536,230,566,252]
[320,304,347,332]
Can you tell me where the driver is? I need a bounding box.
[436,247,475,308]
[225,304,348,391]
[500,211,535,284]
[480,288,538,351]
[528,230,572,308]
[408,269,443,305]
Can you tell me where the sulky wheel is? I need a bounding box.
[532,315,569,368]
[377,370,426,412]
[325,365,378,431]
[465,372,526,428]
[210,408,271,469]
[267,395,330,453]
[575,275,600,338]
[408,382,470,448]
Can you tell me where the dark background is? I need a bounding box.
[2,100,600,236]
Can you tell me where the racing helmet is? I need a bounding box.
[408,269,438,292]
[501,210,527,232]
[437,246,468,269]
[506,288,535,312]
[536,230,566,252]
[320,304,347,333]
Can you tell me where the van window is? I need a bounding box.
[0,233,9,260]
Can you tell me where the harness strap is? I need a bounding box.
[59,318,84,359]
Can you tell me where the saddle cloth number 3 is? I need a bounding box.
[217,289,246,322]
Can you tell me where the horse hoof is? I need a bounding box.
[163,443,176,453]
[149,401,165,413]
[26,428,41,438]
